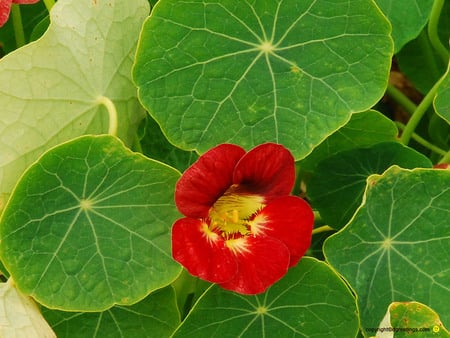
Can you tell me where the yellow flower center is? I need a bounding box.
[207,185,265,239]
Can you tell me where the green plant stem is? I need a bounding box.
[428,0,449,65]
[386,84,417,115]
[400,76,443,145]
[395,122,447,156]
[96,96,118,136]
[438,151,450,164]
[312,225,334,235]
[11,5,25,48]
[42,0,55,13]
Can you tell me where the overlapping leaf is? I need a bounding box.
[0,1,47,53]
[395,1,449,94]
[172,257,359,337]
[376,302,449,337]
[139,116,198,172]
[0,279,56,337]
[134,0,393,159]
[299,110,398,173]
[396,31,447,95]
[435,64,450,124]
[0,135,182,311]
[374,0,434,52]
[42,286,180,338]
[324,166,450,334]
[307,142,432,229]
[0,0,149,194]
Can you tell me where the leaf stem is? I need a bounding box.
[438,151,450,164]
[399,76,443,145]
[428,0,449,65]
[96,96,118,136]
[42,0,55,13]
[11,5,25,48]
[395,122,447,156]
[312,225,334,235]
[386,84,417,115]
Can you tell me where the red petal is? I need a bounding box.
[172,218,237,283]
[257,196,314,266]
[0,1,12,27]
[233,143,295,201]
[219,236,290,294]
[175,144,246,218]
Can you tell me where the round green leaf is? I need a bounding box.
[42,286,180,338]
[324,166,450,333]
[307,142,432,229]
[0,0,149,194]
[133,0,393,159]
[0,135,182,311]
[173,257,359,337]
[376,301,450,337]
[374,0,434,52]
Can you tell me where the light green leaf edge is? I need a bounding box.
[434,62,450,124]
[0,0,149,195]
[323,166,450,335]
[173,257,359,338]
[0,135,182,311]
[133,0,393,160]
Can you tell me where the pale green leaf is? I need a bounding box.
[0,279,55,338]
[0,0,149,195]
[0,135,182,311]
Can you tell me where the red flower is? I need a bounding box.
[0,0,39,27]
[172,143,314,294]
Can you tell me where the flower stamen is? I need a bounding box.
[201,222,219,244]
[225,237,250,255]
[248,213,268,236]
[208,189,265,242]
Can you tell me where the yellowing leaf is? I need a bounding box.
[0,0,149,195]
[0,279,55,338]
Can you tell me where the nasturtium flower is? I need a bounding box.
[172,143,314,294]
[0,0,39,27]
